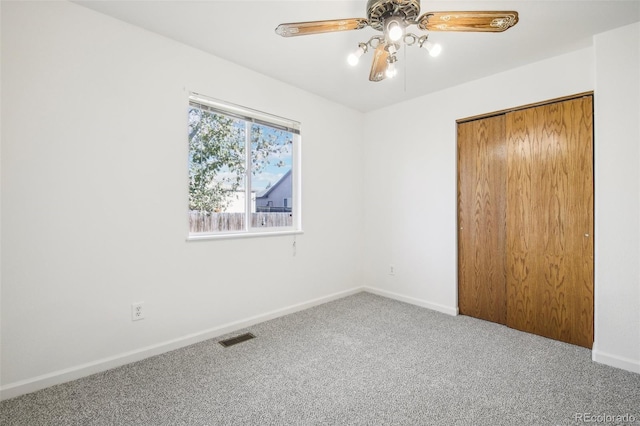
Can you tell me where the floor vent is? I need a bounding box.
[219,332,256,348]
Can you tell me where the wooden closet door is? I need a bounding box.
[506,96,594,348]
[458,115,507,324]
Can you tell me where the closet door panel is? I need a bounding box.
[504,110,537,333]
[458,115,507,324]
[506,97,593,348]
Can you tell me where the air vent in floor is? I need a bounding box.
[219,332,256,348]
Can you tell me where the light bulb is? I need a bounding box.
[385,17,404,42]
[347,44,366,66]
[422,40,442,57]
[385,64,397,78]
[388,22,403,42]
[386,58,398,78]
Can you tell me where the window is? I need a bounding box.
[188,94,301,239]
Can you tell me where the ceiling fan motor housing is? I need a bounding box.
[367,0,421,31]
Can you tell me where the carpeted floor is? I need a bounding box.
[1,292,639,425]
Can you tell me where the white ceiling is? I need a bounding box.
[73,0,640,112]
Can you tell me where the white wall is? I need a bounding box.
[363,25,640,373]
[593,23,640,373]
[0,1,364,398]
[362,47,594,312]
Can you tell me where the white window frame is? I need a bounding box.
[187,93,302,241]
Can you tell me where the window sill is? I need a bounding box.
[187,229,304,242]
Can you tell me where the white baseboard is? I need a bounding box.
[592,344,640,374]
[0,286,364,401]
[363,286,459,316]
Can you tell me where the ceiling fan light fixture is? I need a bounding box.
[348,43,368,66]
[275,1,518,83]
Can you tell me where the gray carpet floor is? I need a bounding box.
[1,292,639,425]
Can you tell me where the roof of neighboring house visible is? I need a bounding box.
[256,169,292,199]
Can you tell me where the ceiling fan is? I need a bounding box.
[275,0,518,82]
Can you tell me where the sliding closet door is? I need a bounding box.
[458,115,507,324]
[506,96,593,348]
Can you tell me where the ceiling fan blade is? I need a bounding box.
[418,11,519,32]
[369,42,389,82]
[275,18,368,37]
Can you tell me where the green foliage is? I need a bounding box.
[188,108,244,213]
[250,123,291,176]
[188,107,292,214]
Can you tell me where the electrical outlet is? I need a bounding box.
[389,265,395,276]
[132,302,144,321]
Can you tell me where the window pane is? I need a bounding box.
[251,123,293,228]
[188,107,246,233]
